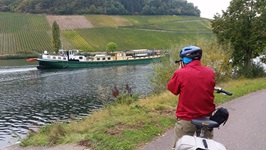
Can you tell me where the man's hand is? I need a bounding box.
[178,61,184,69]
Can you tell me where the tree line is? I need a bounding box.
[0,0,200,16]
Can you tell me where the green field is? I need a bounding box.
[123,15,212,31]
[0,12,52,54]
[75,27,212,51]
[85,15,132,27]
[0,12,214,55]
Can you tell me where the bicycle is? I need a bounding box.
[175,87,232,150]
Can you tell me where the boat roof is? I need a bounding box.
[94,54,110,58]
[132,49,148,52]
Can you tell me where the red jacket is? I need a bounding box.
[167,60,216,120]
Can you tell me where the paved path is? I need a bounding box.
[140,89,266,150]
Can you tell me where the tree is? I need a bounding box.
[211,0,266,75]
[106,42,117,52]
[52,21,61,53]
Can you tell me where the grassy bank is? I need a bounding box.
[0,54,40,60]
[21,77,266,150]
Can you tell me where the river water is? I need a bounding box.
[0,59,155,148]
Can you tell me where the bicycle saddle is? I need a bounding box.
[192,117,219,128]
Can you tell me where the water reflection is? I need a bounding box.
[0,62,154,148]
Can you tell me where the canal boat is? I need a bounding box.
[36,49,164,69]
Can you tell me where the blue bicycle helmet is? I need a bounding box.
[180,46,202,60]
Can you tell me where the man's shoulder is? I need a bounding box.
[175,67,189,74]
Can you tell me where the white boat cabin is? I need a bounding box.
[40,49,161,62]
[41,49,114,62]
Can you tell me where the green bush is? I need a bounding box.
[237,62,266,78]
[115,94,139,105]
[106,42,118,52]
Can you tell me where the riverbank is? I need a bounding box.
[18,77,266,150]
[1,143,87,150]
[0,64,155,149]
[0,54,39,60]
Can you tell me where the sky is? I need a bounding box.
[187,0,232,19]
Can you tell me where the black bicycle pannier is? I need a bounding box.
[210,107,229,126]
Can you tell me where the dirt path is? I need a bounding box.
[46,15,94,30]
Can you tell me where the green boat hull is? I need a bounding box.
[37,57,163,69]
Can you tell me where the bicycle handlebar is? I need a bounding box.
[214,87,233,96]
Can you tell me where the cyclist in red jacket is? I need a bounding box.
[167,46,216,149]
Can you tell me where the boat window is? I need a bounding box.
[63,58,66,60]
[58,51,63,55]
[102,58,105,60]
[108,57,111,60]
[97,58,100,60]
[79,57,83,59]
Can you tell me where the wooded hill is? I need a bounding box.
[0,12,213,57]
[0,0,200,16]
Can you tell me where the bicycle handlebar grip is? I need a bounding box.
[214,87,233,96]
[220,89,233,96]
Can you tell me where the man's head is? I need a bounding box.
[180,46,202,64]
